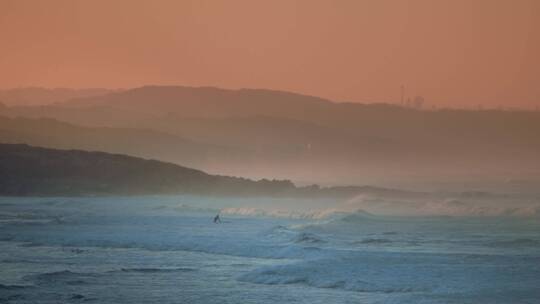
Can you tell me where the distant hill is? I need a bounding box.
[0,144,298,196]
[0,143,423,198]
[42,85,540,148]
[1,85,539,190]
[0,116,249,171]
[0,87,115,107]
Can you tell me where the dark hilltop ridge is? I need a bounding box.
[0,143,413,198]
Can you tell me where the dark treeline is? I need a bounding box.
[0,143,416,198]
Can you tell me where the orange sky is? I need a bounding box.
[1,0,539,108]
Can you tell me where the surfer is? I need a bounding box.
[213,214,221,223]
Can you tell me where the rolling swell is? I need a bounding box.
[293,232,326,244]
[28,270,100,283]
[0,283,31,290]
[3,229,324,261]
[486,238,540,248]
[352,238,393,245]
[117,267,196,273]
[237,262,429,293]
[24,267,198,287]
[237,250,540,295]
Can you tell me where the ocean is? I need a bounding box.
[1,195,539,303]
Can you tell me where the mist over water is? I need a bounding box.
[1,195,539,304]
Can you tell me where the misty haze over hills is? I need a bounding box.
[0,87,115,107]
[1,86,539,192]
[1,143,419,199]
[0,116,248,170]
[0,143,294,196]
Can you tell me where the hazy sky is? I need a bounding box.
[1,0,539,108]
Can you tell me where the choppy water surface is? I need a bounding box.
[1,196,539,304]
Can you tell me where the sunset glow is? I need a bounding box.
[1,0,539,108]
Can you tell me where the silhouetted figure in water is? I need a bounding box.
[213,214,221,223]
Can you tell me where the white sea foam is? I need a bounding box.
[220,207,349,220]
[337,193,540,217]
